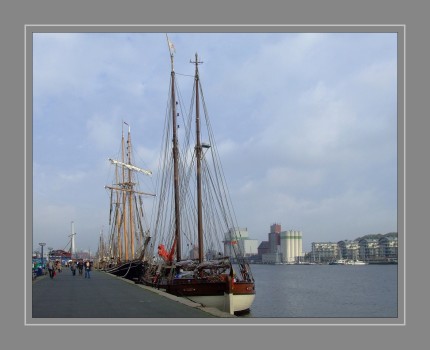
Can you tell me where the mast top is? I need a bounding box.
[124,121,130,133]
[166,34,176,71]
[190,53,203,76]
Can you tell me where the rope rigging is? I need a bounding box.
[148,69,250,270]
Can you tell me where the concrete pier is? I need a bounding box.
[32,269,235,319]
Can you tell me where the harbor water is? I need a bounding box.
[241,264,398,318]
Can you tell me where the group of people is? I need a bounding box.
[70,260,92,278]
[47,260,93,279]
[46,260,63,279]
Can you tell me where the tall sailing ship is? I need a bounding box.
[104,122,155,279]
[138,37,255,314]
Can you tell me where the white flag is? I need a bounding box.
[168,40,175,54]
[166,34,176,55]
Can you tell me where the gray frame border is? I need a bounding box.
[26,24,405,326]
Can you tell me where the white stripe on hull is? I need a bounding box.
[184,293,255,314]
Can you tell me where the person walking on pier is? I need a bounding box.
[77,261,83,276]
[56,260,62,273]
[84,260,91,279]
[70,261,77,276]
[47,260,54,279]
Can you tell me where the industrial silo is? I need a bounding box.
[287,230,292,263]
[298,231,303,259]
[280,231,287,263]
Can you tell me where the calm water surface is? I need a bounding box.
[242,264,398,318]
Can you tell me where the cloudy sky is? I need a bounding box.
[31,30,398,255]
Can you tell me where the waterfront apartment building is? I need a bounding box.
[358,238,380,260]
[311,235,398,263]
[338,240,360,260]
[378,236,398,259]
[311,242,339,263]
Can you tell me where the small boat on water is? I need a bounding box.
[345,259,368,265]
[329,259,368,265]
[329,259,347,265]
[138,36,255,314]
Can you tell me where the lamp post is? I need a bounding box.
[39,243,46,268]
[48,247,53,262]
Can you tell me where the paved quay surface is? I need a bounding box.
[32,269,235,319]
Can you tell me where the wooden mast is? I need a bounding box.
[121,124,128,261]
[167,35,181,262]
[192,53,204,263]
[114,163,122,261]
[126,124,135,259]
[105,123,155,265]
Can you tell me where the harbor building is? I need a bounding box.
[311,234,398,263]
[311,242,339,263]
[378,236,398,260]
[261,223,283,263]
[358,238,380,260]
[257,241,270,258]
[258,224,304,263]
[261,252,282,264]
[357,236,398,262]
[49,249,72,264]
[223,227,259,258]
[338,240,360,260]
[268,223,281,253]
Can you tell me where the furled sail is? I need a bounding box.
[108,158,152,176]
